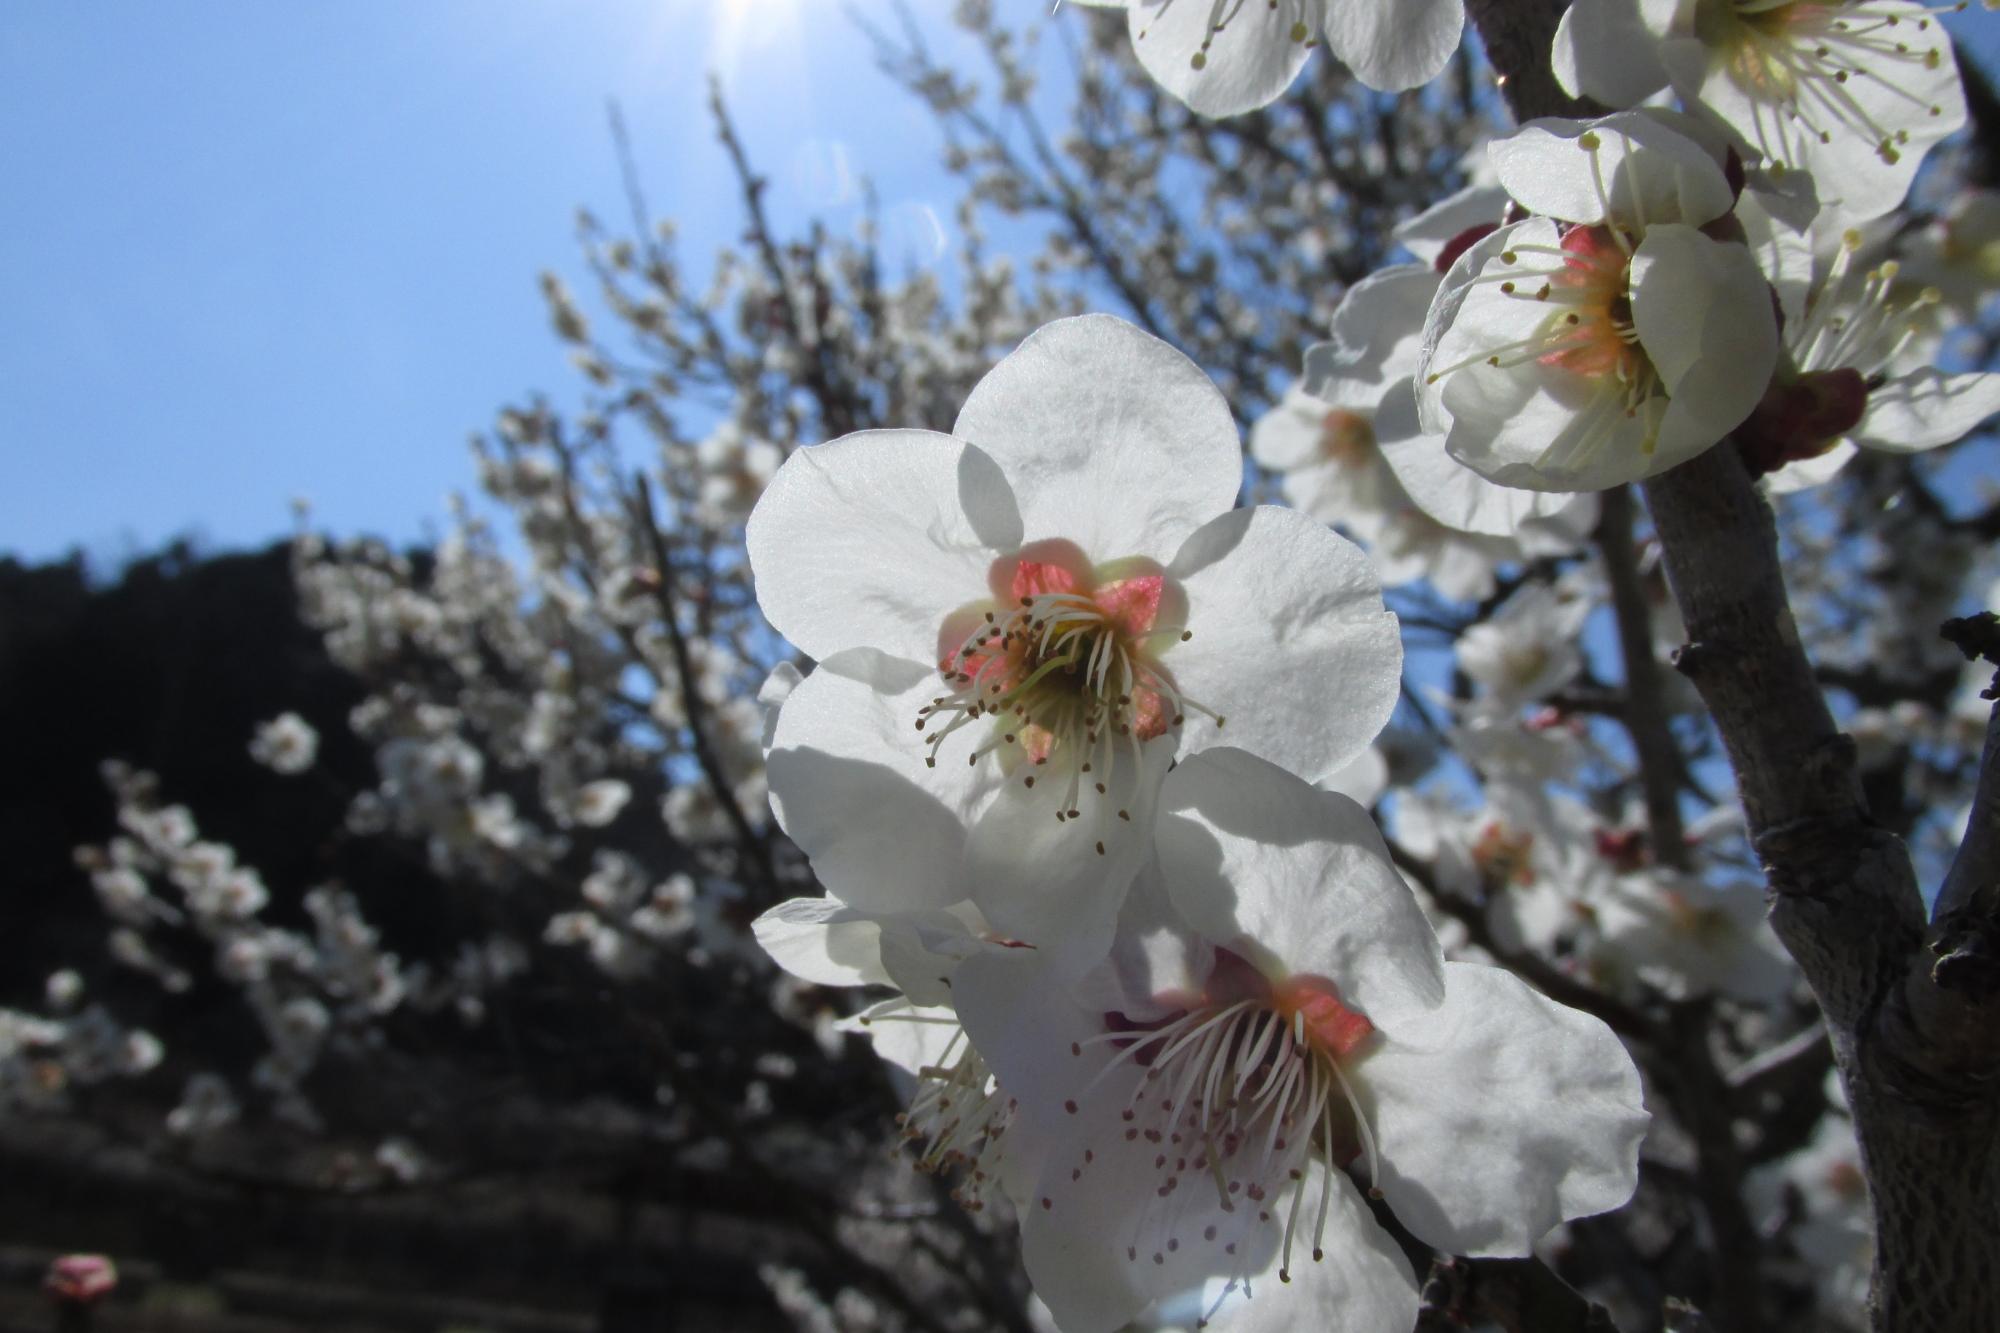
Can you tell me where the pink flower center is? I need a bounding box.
[916,540,1220,828]
[1052,951,1384,1290]
[1538,224,1647,383]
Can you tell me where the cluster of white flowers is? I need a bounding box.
[743,5,2000,1329]
[62,761,512,1133]
[20,10,1999,1325]
[751,316,1650,1330]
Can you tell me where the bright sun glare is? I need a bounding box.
[708,0,807,81]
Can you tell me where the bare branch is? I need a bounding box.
[1596,484,1690,869]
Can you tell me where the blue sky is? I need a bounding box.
[3,5,1997,570]
[0,0,985,567]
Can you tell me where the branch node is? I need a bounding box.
[1930,911,2000,1000]
[1670,639,1717,680]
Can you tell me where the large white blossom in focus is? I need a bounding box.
[1070,0,1464,114]
[1417,112,1780,491]
[953,750,1648,1333]
[1553,0,1968,223]
[748,315,1401,968]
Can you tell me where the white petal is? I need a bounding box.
[1156,748,1446,1026]
[1630,224,1779,455]
[1851,370,2000,454]
[953,315,1242,566]
[1679,4,1965,223]
[1319,745,1389,808]
[757,661,804,749]
[765,649,991,915]
[1122,0,1315,116]
[1490,111,1734,229]
[1168,506,1402,780]
[1320,0,1464,93]
[751,896,890,988]
[1361,961,1649,1256]
[1392,184,1509,268]
[1196,1176,1418,1333]
[1736,184,1817,329]
[1380,418,1584,536]
[1417,218,1558,438]
[1762,440,1857,495]
[877,910,997,1008]
[1551,0,1671,106]
[1423,220,1669,492]
[747,428,1016,663]
[858,998,963,1083]
[1249,387,1339,472]
[963,741,1171,972]
[1301,264,1440,409]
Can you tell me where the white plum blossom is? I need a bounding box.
[749,315,1401,966]
[570,778,633,828]
[1746,226,2000,490]
[1592,868,1794,1004]
[1072,0,1465,114]
[1303,256,1599,541]
[1395,784,1618,959]
[249,712,319,775]
[1417,111,1781,491]
[951,751,1647,1333]
[1901,188,2000,320]
[1553,0,1969,223]
[1255,265,1596,601]
[1455,582,1594,708]
[695,419,785,527]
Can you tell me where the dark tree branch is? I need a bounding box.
[629,474,780,898]
[1596,484,1690,869]
[1936,615,2000,925]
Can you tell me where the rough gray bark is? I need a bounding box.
[1465,4,2000,1329]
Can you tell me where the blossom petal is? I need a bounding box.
[1551,0,1670,106]
[747,429,1019,663]
[952,314,1242,564]
[856,998,963,1084]
[1186,1178,1419,1333]
[1320,0,1463,93]
[1168,506,1402,781]
[1380,417,1584,536]
[765,649,992,915]
[1671,3,1965,223]
[963,740,1172,972]
[1248,387,1336,473]
[1155,748,1446,1026]
[1360,961,1649,1257]
[1851,370,2000,454]
[1301,264,1440,409]
[1490,112,1734,229]
[1123,0,1314,118]
[1763,440,1857,495]
[1630,223,1779,461]
[751,896,891,988]
[1392,184,1510,269]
